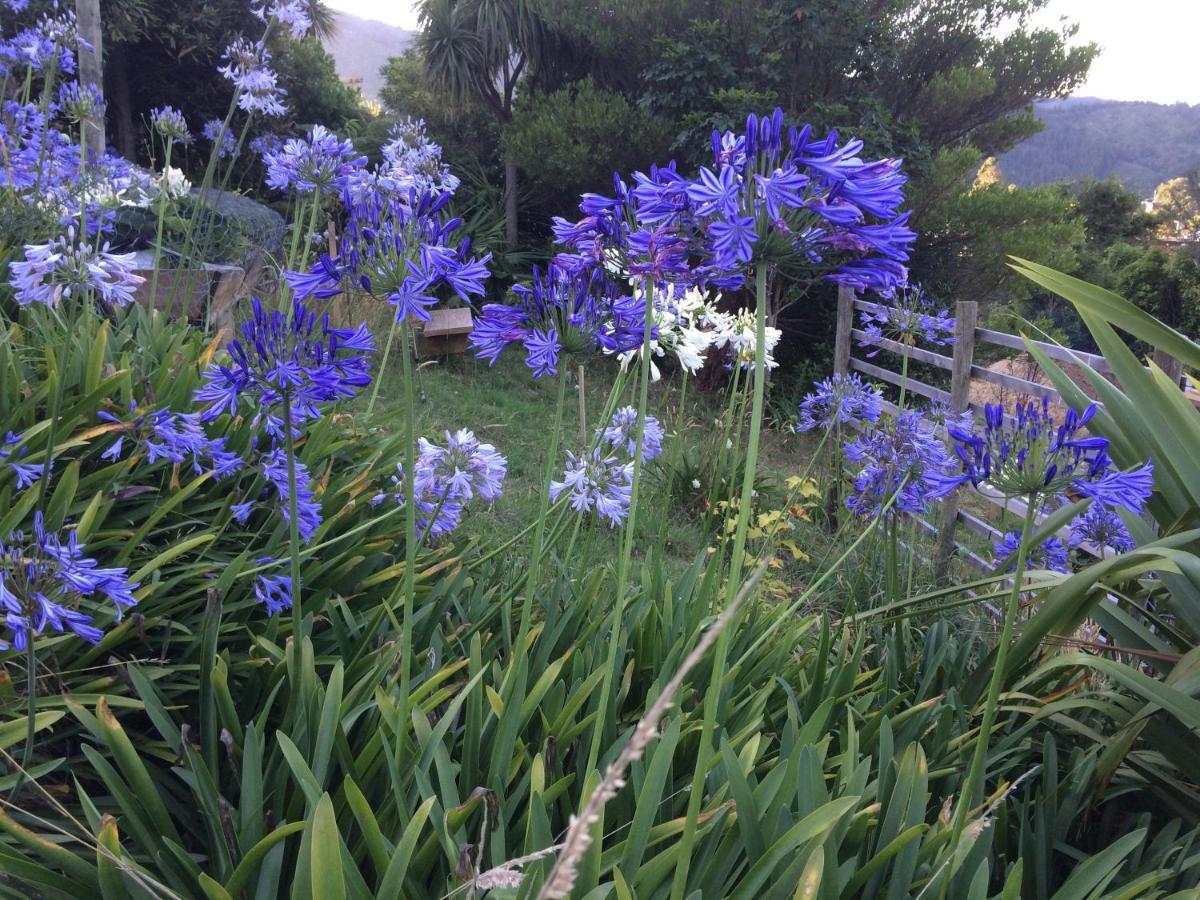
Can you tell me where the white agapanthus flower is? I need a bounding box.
[711,307,783,371]
[608,283,721,381]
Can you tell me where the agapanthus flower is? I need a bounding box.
[259,446,322,541]
[253,0,311,38]
[1070,503,1135,555]
[470,264,635,378]
[0,512,139,651]
[550,449,633,527]
[710,307,783,371]
[201,119,238,159]
[935,399,1154,511]
[858,283,955,355]
[0,431,45,489]
[603,282,719,380]
[9,229,144,309]
[264,124,364,194]
[287,183,490,324]
[150,105,189,144]
[97,400,241,479]
[844,410,955,518]
[380,117,460,197]
[57,81,105,123]
[993,530,1069,574]
[253,560,293,614]
[219,38,287,117]
[599,407,664,461]
[922,399,974,435]
[377,428,507,538]
[194,297,375,439]
[796,373,882,431]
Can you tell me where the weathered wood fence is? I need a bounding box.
[831,285,1188,576]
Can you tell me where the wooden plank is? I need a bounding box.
[935,300,977,577]
[850,329,954,370]
[849,358,952,404]
[975,327,1112,374]
[957,508,1002,541]
[969,364,1061,401]
[834,286,855,376]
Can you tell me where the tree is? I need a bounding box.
[416,0,548,245]
[1153,175,1200,240]
[1074,178,1156,249]
[973,156,1004,189]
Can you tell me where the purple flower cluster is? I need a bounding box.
[151,105,189,144]
[219,38,286,118]
[858,284,955,355]
[194,297,375,439]
[9,229,145,310]
[599,406,664,461]
[936,399,1154,511]
[98,400,242,479]
[58,81,104,123]
[0,431,44,489]
[380,117,460,197]
[470,265,646,378]
[264,124,365,194]
[844,410,955,518]
[253,0,311,38]
[0,11,85,78]
[1070,503,1135,554]
[254,560,293,614]
[550,449,633,528]
[287,179,490,325]
[796,373,882,432]
[0,513,138,651]
[234,447,323,542]
[202,120,238,159]
[993,530,1069,574]
[377,429,507,538]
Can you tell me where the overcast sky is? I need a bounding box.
[324,0,1200,105]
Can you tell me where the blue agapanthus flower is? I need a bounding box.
[219,38,287,118]
[253,559,293,615]
[255,447,322,542]
[993,530,1069,574]
[796,373,883,432]
[0,431,46,490]
[193,297,375,439]
[935,399,1154,511]
[1070,503,1135,554]
[97,400,242,479]
[858,283,955,355]
[844,410,955,518]
[201,119,238,159]
[375,429,507,538]
[58,82,105,123]
[264,124,365,194]
[0,512,139,651]
[286,180,490,324]
[599,406,664,461]
[380,117,460,197]
[9,229,145,310]
[150,105,189,144]
[550,449,633,528]
[469,264,643,378]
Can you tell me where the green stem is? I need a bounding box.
[281,400,303,635]
[147,141,173,309]
[366,316,401,419]
[898,345,911,411]
[297,188,323,273]
[10,641,36,802]
[943,496,1039,883]
[585,277,655,774]
[671,265,769,900]
[398,320,418,710]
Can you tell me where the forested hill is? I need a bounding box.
[999,98,1200,197]
[324,12,413,100]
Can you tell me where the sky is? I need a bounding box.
[324,0,1200,106]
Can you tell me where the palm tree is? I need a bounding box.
[417,0,546,245]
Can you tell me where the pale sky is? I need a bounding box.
[325,0,1200,105]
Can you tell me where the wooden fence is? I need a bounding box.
[831,286,1187,576]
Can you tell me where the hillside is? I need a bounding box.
[1000,97,1200,197]
[323,11,413,100]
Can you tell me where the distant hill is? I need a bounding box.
[999,97,1200,197]
[323,11,413,101]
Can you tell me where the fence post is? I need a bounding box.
[934,300,978,578]
[833,285,854,376]
[1152,346,1185,389]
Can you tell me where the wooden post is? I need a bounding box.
[833,285,855,376]
[75,0,105,158]
[1152,346,1184,389]
[934,300,978,578]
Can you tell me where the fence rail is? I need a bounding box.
[831,286,1186,576]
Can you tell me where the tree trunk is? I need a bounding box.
[75,0,105,157]
[504,156,519,246]
[106,41,137,161]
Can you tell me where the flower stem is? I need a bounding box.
[9,641,36,802]
[147,140,173,310]
[943,496,1039,884]
[398,320,418,709]
[671,265,769,900]
[281,400,303,635]
[585,277,655,774]
[366,315,401,420]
